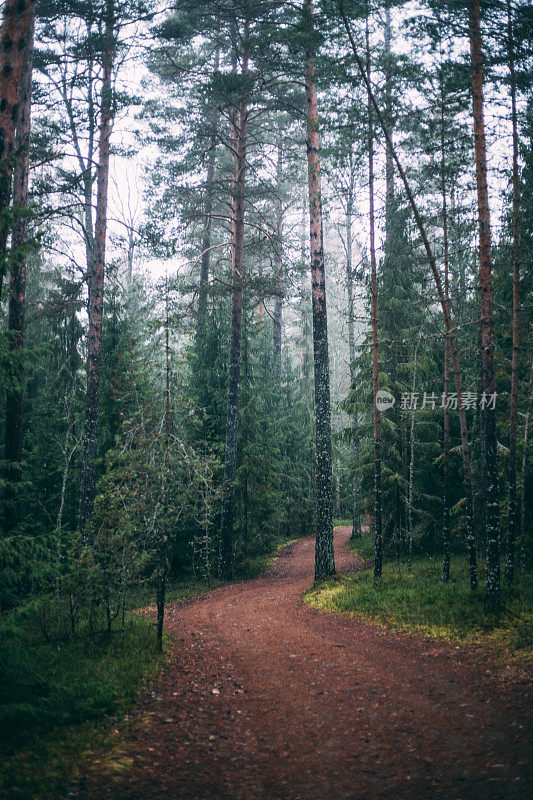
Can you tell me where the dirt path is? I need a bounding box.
[78,527,531,799]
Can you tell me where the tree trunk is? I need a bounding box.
[339,3,478,589]
[384,4,394,240]
[219,22,249,581]
[78,0,115,533]
[345,155,361,540]
[157,279,171,652]
[0,0,35,301]
[469,0,499,612]
[519,365,532,571]
[440,68,451,583]
[365,10,383,580]
[156,550,166,652]
[3,0,34,535]
[407,337,421,572]
[273,139,283,387]
[299,196,310,382]
[504,0,520,586]
[197,48,220,346]
[477,325,487,554]
[305,0,335,580]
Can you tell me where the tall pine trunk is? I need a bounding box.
[345,153,361,540]
[440,67,451,583]
[78,0,114,533]
[382,13,401,549]
[273,140,283,386]
[383,4,394,240]
[407,337,421,571]
[197,48,220,347]
[339,3,478,588]
[366,12,383,579]
[304,0,335,580]
[219,22,249,581]
[469,0,499,612]
[0,0,35,301]
[504,0,520,585]
[519,365,532,570]
[157,279,171,652]
[299,197,310,383]
[3,0,34,534]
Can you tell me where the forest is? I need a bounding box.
[0,0,531,798]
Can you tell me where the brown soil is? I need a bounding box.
[76,527,531,799]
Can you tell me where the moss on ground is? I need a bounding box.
[0,532,301,799]
[306,534,532,663]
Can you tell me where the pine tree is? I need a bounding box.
[197,48,220,354]
[3,1,35,534]
[219,17,250,580]
[365,7,383,579]
[468,0,500,612]
[272,138,284,389]
[0,0,35,297]
[304,0,335,580]
[441,70,452,582]
[78,0,116,533]
[503,0,521,585]
[339,2,479,589]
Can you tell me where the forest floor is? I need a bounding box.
[73,527,531,800]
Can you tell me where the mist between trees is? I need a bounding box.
[0,0,531,647]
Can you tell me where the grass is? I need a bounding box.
[306,528,533,653]
[345,531,375,560]
[0,533,300,799]
[126,576,224,609]
[0,615,167,800]
[334,520,375,560]
[235,534,300,579]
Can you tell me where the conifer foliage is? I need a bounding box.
[0,0,530,647]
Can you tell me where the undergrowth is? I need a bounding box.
[0,615,166,800]
[307,532,533,651]
[0,532,299,799]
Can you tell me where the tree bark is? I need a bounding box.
[407,336,421,572]
[304,0,335,580]
[383,4,394,240]
[339,1,478,589]
[440,67,451,583]
[157,279,171,652]
[0,0,35,302]
[345,152,361,540]
[519,364,532,571]
[299,196,310,382]
[218,21,249,581]
[365,11,383,579]
[273,139,283,387]
[469,0,499,612]
[3,0,34,534]
[197,48,220,346]
[78,0,115,533]
[504,0,520,585]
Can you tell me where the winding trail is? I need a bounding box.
[79,527,531,799]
